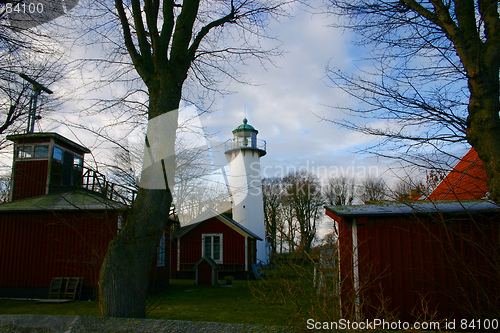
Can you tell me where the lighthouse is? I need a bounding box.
[225,118,268,264]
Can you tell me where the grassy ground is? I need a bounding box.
[0,279,294,327]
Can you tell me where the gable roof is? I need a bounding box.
[173,209,262,240]
[194,256,220,270]
[326,200,500,218]
[427,147,488,200]
[0,190,127,212]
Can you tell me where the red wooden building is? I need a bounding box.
[326,148,499,321]
[171,209,262,280]
[0,132,172,298]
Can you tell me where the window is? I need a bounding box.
[157,232,166,267]
[16,146,32,158]
[33,145,49,158]
[15,145,49,159]
[203,234,222,262]
[53,147,63,162]
[73,156,83,169]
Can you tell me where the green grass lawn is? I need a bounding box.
[0,279,293,327]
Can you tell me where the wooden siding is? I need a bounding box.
[12,160,49,201]
[175,217,247,273]
[334,211,500,321]
[0,211,118,288]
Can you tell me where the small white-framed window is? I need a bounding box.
[202,233,223,263]
[157,232,166,267]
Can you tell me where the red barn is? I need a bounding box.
[327,149,499,321]
[0,132,172,299]
[171,209,262,280]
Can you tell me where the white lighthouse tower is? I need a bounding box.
[225,118,268,264]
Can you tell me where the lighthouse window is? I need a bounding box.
[203,234,222,262]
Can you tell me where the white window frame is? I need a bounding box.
[202,233,223,263]
[15,144,50,160]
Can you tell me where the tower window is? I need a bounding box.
[15,145,49,159]
[16,146,32,158]
[53,147,63,162]
[33,145,48,158]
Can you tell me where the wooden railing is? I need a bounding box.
[82,167,137,206]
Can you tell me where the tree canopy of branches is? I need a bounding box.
[324,175,355,205]
[357,176,386,202]
[96,0,291,318]
[263,177,285,259]
[326,0,500,203]
[0,5,64,151]
[284,171,324,252]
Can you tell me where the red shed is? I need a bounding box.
[0,132,175,299]
[171,209,262,280]
[327,200,500,322]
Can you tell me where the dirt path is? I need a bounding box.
[0,315,297,332]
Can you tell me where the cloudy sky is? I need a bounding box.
[1,0,475,238]
[187,2,390,182]
[3,1,463,204]
[21,0,392,185]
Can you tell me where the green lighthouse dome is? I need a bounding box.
[232,118,258,134]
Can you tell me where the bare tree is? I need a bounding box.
[390,170,445,200]
[263,177,285,259]
[357,176,386,202]
[284,171,324,252]
[324,175,355,206]
[325,0,500,202]
[89,0,292,318]
[0,6,64,151]
[391,177,422,201]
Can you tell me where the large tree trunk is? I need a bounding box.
[99,81,181,318]
[466,73,500,203]
[463,10,500,203]
[99,188,172,318]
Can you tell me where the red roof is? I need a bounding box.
[427,147,488,200]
